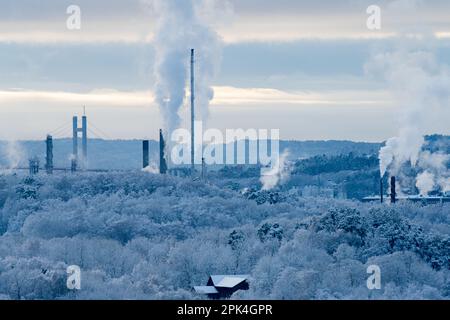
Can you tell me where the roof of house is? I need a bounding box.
[209,275,250,288]
[193,286,219,294]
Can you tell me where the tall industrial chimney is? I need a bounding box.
[380,178,383,203]
[46,135,53,174]
[71,159,77,173]
[143,140,149,169]
[201,157,207,180]
[159,129,168,174]
[390,176,396,204]
[190,48,195,171]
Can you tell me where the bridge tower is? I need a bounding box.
[72,111,88,171]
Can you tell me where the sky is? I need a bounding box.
[0,0,450,141]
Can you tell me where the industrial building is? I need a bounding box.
[362,176,450,204]
[363,194,450,204]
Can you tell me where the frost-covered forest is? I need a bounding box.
[0,171,448,300]
[3,0,450,303]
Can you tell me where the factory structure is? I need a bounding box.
[26,111,93,174]
[16,50,201,177]
[362,175,450,204]
[8,49,450,206]
[16,108,109,175]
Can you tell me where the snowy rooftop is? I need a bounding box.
[193,286,219,294]
[210,275,250,288]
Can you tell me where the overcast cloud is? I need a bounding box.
[0,0,449,141]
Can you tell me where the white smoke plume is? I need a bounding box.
[438,177,450,193]
[142,163,160,174]
[415,171,435,196]
[260,150,291,191]
[2,141,25,169]
[146,0,225,136]
[416,151,450,195]
[418,151,448,172]
[366,42,450,195]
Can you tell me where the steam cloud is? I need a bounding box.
[1,141,25,170]
[147,0,224,135]
[142,162,160,174]
[366,44,450,196]
[260,150,291,191]
[415,171,435,196]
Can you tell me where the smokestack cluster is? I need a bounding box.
[370,42,450,197]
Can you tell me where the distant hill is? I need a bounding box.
[0,135,447,171]
[280,140,382,158]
